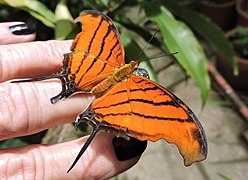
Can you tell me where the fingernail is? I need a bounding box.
[113,137,147,161]
[9,23,36,35]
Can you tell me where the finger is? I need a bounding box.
[0,133,141,179]
[0,22,36,45]
[0,40,72,82]
[0,80,94,140]
[113,137,147,161]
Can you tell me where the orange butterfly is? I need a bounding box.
[12,10,207,173]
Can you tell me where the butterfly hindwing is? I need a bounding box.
[91,75,207,166]
[11,10,125,103]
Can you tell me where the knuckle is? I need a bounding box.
[0,83,29,139]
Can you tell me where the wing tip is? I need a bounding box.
[183,153,207,167]
[75,10,106,24]
[182,143,208,167]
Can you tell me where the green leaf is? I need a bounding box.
[99,0,110,7]
[55,0,74,40]
[28,10,55,28]
[161,0,238,75]
[0,138,28,149]
[113,13,162,48]
[142,2,210,104]
[218,172,232,180]
[121,33,158,82]
[0,0,55,28]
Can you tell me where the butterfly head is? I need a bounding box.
[130,60,140,70]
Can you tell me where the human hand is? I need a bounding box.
[0,22,146,179]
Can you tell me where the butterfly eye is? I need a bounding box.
[133,68,150,79]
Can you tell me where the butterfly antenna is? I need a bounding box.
[140,52,178,62]
[67,125,100,173]
[136,29,160,59]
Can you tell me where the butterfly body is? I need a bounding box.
[12,10,207,173]
[91,60,139,98]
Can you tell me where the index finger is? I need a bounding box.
[0,22,36,45]
[0,40,72,82]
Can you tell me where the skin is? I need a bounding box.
[0,22,140,179]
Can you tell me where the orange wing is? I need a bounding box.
[11,10,126,103]
[65,10,125,90]
[91,75,207,166]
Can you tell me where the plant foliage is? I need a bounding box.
[229,26,248,59]
[1,0,238,105]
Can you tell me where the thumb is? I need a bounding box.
[0,22,36,45]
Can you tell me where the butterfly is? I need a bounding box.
[12,10,207,173]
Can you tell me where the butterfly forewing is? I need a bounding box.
[66,51,116,90]
[66,10,125,91]
[72,10,125,66]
